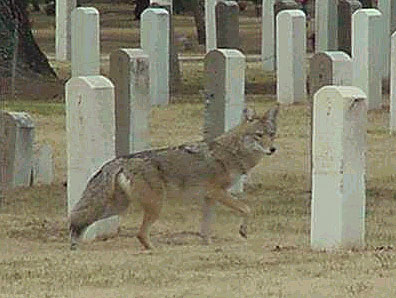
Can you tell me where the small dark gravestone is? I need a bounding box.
[338,0,362,56]
[273,0,302,67]
[215,1,240,49]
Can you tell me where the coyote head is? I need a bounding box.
[240,106,279,156]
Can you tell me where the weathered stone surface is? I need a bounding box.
[204,49,246,193]
[0,111,34,188]
[315,0,338,52]
[110,48,150,156]
[309,51,352,96]
[215,1,240,49]
[311,86,367,251]
[32,144,54,185]
[71,7,100,77]
[277,10,306,104]
[66,75,118,241]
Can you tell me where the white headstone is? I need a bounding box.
[204,49,246,193]
[71,7,100,77]
[0,112,34,188]
[261,0,276,71]
[56,0,77,61]
[315,0,338,52]
[110,49,150,156]
[311,86,367,251]
[390,31,396,133]
[66,75,118,240]
[32,144,54,185]
[206,0,220,52]
[277,10,306,104]
[141,8,170,106]
[352,9,383,110]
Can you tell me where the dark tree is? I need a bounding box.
[134,0,149,20]
[183,0,205,45]
[0,0,58,96]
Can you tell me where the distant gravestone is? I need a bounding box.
[110,49,150,156]
[309,51,352,96]
[311,86,367,251]
[261,0,276,71]
[204,49,246,194]
[66,75,118,241]
[337,0,361,56]
[56,0,77,61]
[377,0,396,79]
[149,0,181,94]
[206,0,220,52]
[390,31,396,133]
[0,111,34,188]
[141,8,170,105]
[315,0,338,52]
[277,10,306,104]
[215,1,240,49]
[352,9,383,110]
[273,0,301,67]
[71,7,100,77]
[32,144,54,185]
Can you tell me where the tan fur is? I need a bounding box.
[69,106,279,250]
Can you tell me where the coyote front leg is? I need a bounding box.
[203,187,251,242]
[200,196,217,245]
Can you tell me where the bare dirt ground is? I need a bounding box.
[1,3,396,297]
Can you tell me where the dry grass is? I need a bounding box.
[1,3,396,297]
[1,98,396,297]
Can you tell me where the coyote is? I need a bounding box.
[69,107,279,250]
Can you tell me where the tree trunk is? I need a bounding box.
[192,0,205,45]
[134,0,149,20]
[0,0,58,97]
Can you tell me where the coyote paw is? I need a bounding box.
[239,224,247,239]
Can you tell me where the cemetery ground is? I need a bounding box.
[2,97,396,296]
[1,3,396,297]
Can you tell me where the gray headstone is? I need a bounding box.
[206,0,221,52]
[315,0,338,52]
[32,144,54,185]
[309,51,352,96]
[277,10,306,104]
[110,48,150,156]
[71,7,100,77]
[261,0,276,71]
[0,111,34,188]
[337,0,362,56]
[215,1,240,49]
[311,86,367,251]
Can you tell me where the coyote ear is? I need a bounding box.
[242,107,256,122]
[264,105,279,122]
[264,105,279,135]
